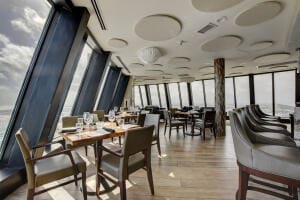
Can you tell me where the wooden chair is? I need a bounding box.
[194,110,216,140]
[15,128,87,200]
[144,114,161,156]
[96,126,155,200]
[163,110,185,139]
[62,116,96,158]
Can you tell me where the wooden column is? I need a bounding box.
[214,58,226,137]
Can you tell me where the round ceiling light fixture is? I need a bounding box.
[137,47,162,64]
[253,53,290,64]
[191,0,244,12]
[202,35,243,52]
[108,38,128,48]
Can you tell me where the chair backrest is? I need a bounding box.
[137,114,146,126]
[229,111,253,168]
[15,128,35,187]
[144,114,160,138]
[169,108,177,118]
[93,110,105,121]
[62,116,79,128]
[203,110,216,123]
[140,110,150,114]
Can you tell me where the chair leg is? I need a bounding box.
[84,146,88,156]
[169,127,172,139]
[27,188,34,200]
[96,169,102,195]
[292,186,298,199]
[164,124,167,136]
[74,174,78,186]
[183,125,185,137]
[119,180,127,200]
[93,144,97,159]
[203,128,206,140]
[157,138,161,156]
[118,136,122,146]
[82,172,87,200]
[213,127,216,139]
[238,167,249,200]
[146,166,155,195]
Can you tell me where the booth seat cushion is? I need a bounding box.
[261,125,286,131]
[34,151,86,186]
[255,132,296,147]
[253,144,300,180]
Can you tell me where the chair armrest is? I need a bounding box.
[100,146,123,157]
[32,140,65,150]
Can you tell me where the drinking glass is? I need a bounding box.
[117,118,124,129]
[114,106,118,113]
[108,110,115,128]
[96,121,104,130]
[76,122,83,133]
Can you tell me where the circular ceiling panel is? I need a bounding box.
[191,0,244,12]
[129,63,144,68]
[253,53,290,64]
[135,15,182,41]
[202,35,242,52]
[168,57,191,65]
[152,64,163,67]
[236,1,283,26]
[108,38,128,48]
[249,41,273,50]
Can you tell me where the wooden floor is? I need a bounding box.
[6,123,288,200]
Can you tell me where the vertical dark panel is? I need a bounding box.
[145,85,151,105]
[214,58,226,137]
[97,67,121,113]
[296,73,300,106]
[165,83,171,109]
[233,77,237,108]
[202,80,207,107]
[271,73,275,115]
[111,74,130,109]
[187,82,193,106]
[5,8,89,166]
[249,74,255,105]
[72,50,108,115]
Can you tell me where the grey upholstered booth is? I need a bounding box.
[163,110,185,139]
[235,108,296,147]
[254,104,280,121]
[97,126,155,200]
[16,128,87,200]
[229,111,300,200]
[144,114,161,156]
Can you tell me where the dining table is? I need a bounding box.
[61,122,139,196]
[175,110,202,136]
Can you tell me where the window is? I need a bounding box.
[235,76,250,108]
[179,82,189,107]
[254,74,273,114]
[140,86,148,107]
[149,85,160,106]
[225,78,235,111]
[191,81,205,107]
[133,86,142,108]
[0,0,51,149]
[60,44,92,117]
[204,79,215,107]
[274,71,295,117]
[168,83,181,108]
[158,84,167,108]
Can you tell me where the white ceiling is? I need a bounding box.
[71,0,300,84]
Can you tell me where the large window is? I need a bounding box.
[168,83,181,108]
[134,86,142,108]
[179,82,189,107]
[0,0,51,148]
[204,79,215,107]
[254,74,273,114]
[235,76,250,108]
[60,44,92,117]
[149,85,160,106]
[274,71,295,117]
[225,78,235,111]
[140,85,148,107]
[158,84,167,108]
[191,81,205,107]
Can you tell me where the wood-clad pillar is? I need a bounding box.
[214,58,226,137]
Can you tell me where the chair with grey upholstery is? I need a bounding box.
[96,125,155,200]
[245,106,287,130]
[194,110,216,140]
[163,110,185,139]
[249,105,279,123]
[247,106,286,129]
[241,108,291,136]
[144,114,161,156]
[229,111,300,200]
[62,116,96,158]
[255,104,281,121]
[235,108,296,147]
[15,128,87,200]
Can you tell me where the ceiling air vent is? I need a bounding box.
[198,23,218,34]
[91,0,107,30]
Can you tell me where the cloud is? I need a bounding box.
[11,7,45,36]
[0,33,34,83]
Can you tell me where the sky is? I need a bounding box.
[0,0,50,110]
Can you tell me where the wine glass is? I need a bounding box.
[83,112,90,129]
[114,106,118,114]
[108,110,115,128]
